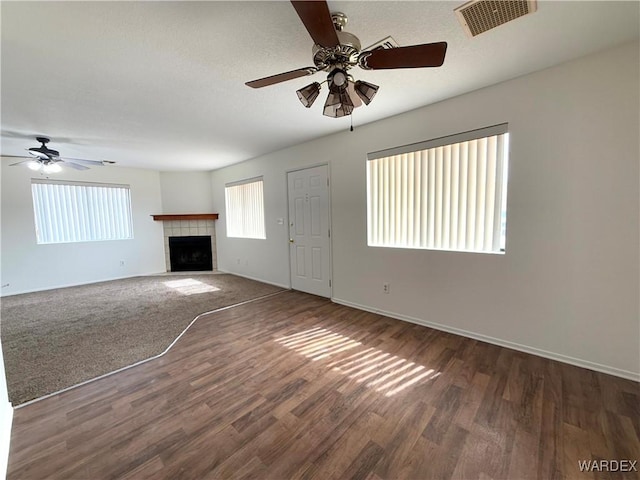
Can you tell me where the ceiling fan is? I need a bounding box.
[246,1,448,118]
[6,137,115,173]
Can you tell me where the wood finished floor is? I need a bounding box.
[8,291,640,480]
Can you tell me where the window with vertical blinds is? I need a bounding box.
[367,124,509,253]
[31,179,133,244]
[225,177,266,239]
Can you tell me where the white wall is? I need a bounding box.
[0,162,166,296]
[0,167,13,475]
[159,171,214,214]
[0,342,12,480]
[211,41,640,380]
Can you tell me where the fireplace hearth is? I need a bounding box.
[169,236,213,272]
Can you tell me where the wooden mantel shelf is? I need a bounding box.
[151,213,218,221]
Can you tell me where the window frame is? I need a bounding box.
[366,123,510,254]
[224,176,266,240]
[31,178,134,245]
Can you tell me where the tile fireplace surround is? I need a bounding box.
[160,219,217,272]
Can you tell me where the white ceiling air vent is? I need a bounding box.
[455,0,537,37]
[362,36,400,52]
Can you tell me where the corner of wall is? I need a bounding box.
[0,402,13,480]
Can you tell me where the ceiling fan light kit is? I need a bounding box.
[246,1,447,119]
[353,80,379,105]
[320,67,362,118]
[24,159,62,173]
[42,163,63,174]
[323,87,354,118]
[27,161,43,171]
[296,82,321,108]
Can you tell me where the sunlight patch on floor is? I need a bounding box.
[276,328,361,361]
[163,278,220,295]
[276,327,440,396]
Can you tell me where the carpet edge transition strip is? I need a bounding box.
[15,290,288,409]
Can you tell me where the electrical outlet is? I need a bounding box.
[236,258,241,264]
[119,260,125,267]
[383,283,390,294]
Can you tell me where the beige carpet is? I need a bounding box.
[1,273,284,405]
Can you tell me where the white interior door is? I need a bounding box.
[288,165,331,298]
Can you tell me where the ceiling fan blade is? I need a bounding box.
[60,160,90,171]
[8,159,33,166]
[60,157,107,166]
[359,42,448,70]
[246,67,317,88]
[291,1,340,48]
[26,149,48,159]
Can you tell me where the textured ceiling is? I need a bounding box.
[1,1,638,171]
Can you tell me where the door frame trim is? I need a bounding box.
[285,163,333,298]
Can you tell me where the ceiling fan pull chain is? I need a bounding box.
[350,113,354,132]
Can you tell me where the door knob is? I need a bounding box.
[289,239,294,243]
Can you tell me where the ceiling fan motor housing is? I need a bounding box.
[28,136,60,159]
[312,30,362,70]
[29,146,60,159]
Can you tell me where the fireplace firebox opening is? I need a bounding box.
[168,236,213,272]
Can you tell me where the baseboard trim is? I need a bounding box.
[1,271,166,297]
[331,297,640,382]
[0,401,13,479]
[216,269,291,290]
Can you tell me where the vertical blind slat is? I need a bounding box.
[450,143,460,249]
[458,142,468,251]
[493,135,506,252]
[475,138,487,251]
[443,145,451,249]
[51,184,63,242]
[377,161,381,246]
[484,136,498,250]
[405,154,413,246]
[434,146,443,249]
[467,139,477,250]
[420,151,428,247]
[384,158,390,245]
[413,152,421,247]
[393,156,397,245]
[427,149,435,248]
